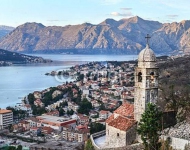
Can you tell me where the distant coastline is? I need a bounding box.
[0,49,52,66]
[0,54,138,108]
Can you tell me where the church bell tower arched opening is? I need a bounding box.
[134,34,159,122]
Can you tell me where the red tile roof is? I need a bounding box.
[106,114,114,124]
[114,103,134,119]
[108,116,136,131]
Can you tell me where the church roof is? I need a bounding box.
[105,114,114,124]
[114,103,134,119]
[108,116,136,131]
[138,44,156,62]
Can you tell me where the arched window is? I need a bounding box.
[150,72,154,81]
[138,72,142,82]
[117,133,119,137]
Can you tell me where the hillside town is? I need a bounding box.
[0,60,136,149]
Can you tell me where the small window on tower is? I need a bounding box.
[138,72,142,82]
[117,133,119,137]
[150,72,154,81]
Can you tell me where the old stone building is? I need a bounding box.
[104,41,159,148]
[105,103,137,147]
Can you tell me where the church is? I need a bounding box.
[105,38,159,148]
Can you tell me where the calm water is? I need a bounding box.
[0,54,137,108]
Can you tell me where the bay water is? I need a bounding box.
[0,54,137,108]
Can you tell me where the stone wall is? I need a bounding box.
[126,124,137,145]
[102,143,144,150]
[106,125,127,147]
[162,135,190,150]
[90,130,106,150]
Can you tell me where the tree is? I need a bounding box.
[67,109,74,115]
[28,93,35,105]
[16,145,22,150]
[78,98,92,115]
[85,139,94,150]
[78,74,84,81]
[7,146,16,150]
[137,103,162,150]
[90,122,105,134]
[59,108,65,116]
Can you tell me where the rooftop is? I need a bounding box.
[138,44,156,62]
[36,115,76,126]
[108,116,136,131]
[114,103,134,118]
[0,109,12,114]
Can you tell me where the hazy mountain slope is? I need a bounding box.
[0,49,51,65]
[0,25,14,39]
[0,16,190,54]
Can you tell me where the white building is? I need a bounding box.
[99,110,112,120]
[0,109,13,129]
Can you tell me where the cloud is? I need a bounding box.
[166,15,178,19]
[120,8,132,10]
[101,0,123,5]
[110,11,133,17]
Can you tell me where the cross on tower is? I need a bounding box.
[145,34,151,46]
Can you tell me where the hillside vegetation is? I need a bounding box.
[158,56,190,122]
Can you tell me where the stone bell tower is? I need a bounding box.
[134,34,159,122]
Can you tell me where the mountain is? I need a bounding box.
[0,49,51,66]
[0,16,190,54]
[0,25,15,39]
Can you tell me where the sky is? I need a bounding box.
[0,0,190,27]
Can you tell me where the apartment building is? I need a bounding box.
[0,109,13,129]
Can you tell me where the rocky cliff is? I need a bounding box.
[0,16,190,54]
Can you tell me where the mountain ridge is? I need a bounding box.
[0,16,190,54]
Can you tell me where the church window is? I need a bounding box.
[150,72,154,81]
[138,72,142,82]
[117,133,119,137]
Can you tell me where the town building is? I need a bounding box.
[62,128,89,142]
[0,109,13,129]
[99,110,111,120]
[36,115,76,130]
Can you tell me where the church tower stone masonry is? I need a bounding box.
[134,42,159,123]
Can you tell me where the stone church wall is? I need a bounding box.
[105,124,137,148]
[105,125,127,147]
[126,124,137,145]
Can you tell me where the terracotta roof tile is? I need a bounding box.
[114,103,134,119]
[106,114,114,124]
[108,116,136,131]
